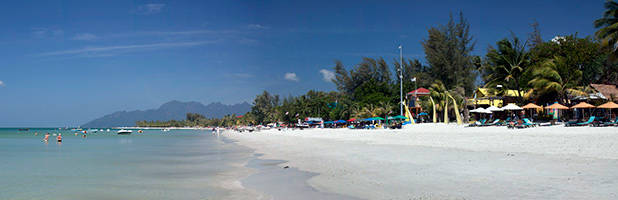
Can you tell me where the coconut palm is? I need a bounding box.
[528,56,587,104]
[429,81,448,122]
[483,36,529,102]
[595,0,618,60]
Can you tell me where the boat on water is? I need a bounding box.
[117,129,132,135]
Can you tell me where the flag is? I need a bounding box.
[411,77,416,82]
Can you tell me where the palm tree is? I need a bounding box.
[595,0,618,60]
[429,81,448,122]
[483,36,529,102]
[528,56,587,104]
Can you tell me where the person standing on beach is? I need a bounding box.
[57,133,62,143]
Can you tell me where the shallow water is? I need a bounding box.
[0,128,254,199]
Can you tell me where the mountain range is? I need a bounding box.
[82,101,252,127]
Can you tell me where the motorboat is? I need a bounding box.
[117,129,132,135]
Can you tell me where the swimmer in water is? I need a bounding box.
[57,133,62,143]
[44,133,50,141]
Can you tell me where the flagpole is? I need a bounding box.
[399,45,403,116]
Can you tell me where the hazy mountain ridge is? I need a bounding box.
[82,101,251,127]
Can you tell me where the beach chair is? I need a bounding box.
[482,119,500,126]
[507,120,520,129]
[601,118,618,127]
[564,120,578,127]
[523,118,537,127]
[573,116,595,126]
[467,119,486,127]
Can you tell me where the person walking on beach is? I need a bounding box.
[44,133,50,142]
[57,133,62,143]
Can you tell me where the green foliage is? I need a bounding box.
[483,35,530,102]
[595,0,618,60]
[422,12,477,94]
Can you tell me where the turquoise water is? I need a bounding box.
[0,128,254,199]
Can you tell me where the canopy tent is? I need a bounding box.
[522,103,542,109]
[486,105,504,112]
[373,117,385,120]
[347,118,357,122]
[334,120,347,124]
[546,103,569,110]
[501,103,523,110]
[323,121,334,124]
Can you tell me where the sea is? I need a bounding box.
[0,128,255,199]
[0,128,356,200]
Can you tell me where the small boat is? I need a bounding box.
[162,128,170,132]
[106,129,110,132]
[117,129,132,135]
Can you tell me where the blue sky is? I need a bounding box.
[0,0,604,127]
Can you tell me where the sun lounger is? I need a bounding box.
[482,119,500,126]
[523,118,537,127]
[601,118,618,127]
[467,119,486,127]
[569,116,595,127]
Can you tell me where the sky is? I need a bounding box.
[0,0,605,127]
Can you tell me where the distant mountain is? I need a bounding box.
[82,101,252,128]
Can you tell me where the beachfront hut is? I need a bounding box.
[598,101,618,119]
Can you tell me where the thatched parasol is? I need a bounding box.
[570,102,595,109]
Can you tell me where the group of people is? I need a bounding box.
[42,132,62,143]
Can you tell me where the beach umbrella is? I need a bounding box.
[335,120,347,124]
[522,103,542,109]
[324,121,334,124]
[598,101,618,109]
[373,117,385,121]
[486,106,503,112]
[417,112,428,116]
[522,103,542,119]
[571,102,595,119]
[545,102,569,121]
[598,101,618,118]
[469,108,482,113]
[570,102,595,109]
[501,103,523,110]
[347,118,357,122]
[546,103,569,110]
[388,115,408,120]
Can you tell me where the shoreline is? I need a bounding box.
[225,124,618,199]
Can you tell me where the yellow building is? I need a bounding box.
[467,88,530,107]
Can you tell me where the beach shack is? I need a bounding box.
[468,88,530,108]
[406,87,430,116]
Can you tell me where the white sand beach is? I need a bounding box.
[227,124,618,200]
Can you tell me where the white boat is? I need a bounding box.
[106,129,110,132]
[117,129,132,135]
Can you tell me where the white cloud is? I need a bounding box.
[284,72,299,82]
[247,24,268,30]
[137,3,165,15]
[0,80,5,87]
[38,41,215,56]
[31,28,64,39]
[72,33,97,41]
[319,69,335,82]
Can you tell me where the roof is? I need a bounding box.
[475,88,529,98]
[407,88,430,96]
[590,84,618,99]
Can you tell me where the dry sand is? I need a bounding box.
[226,124,618,200]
